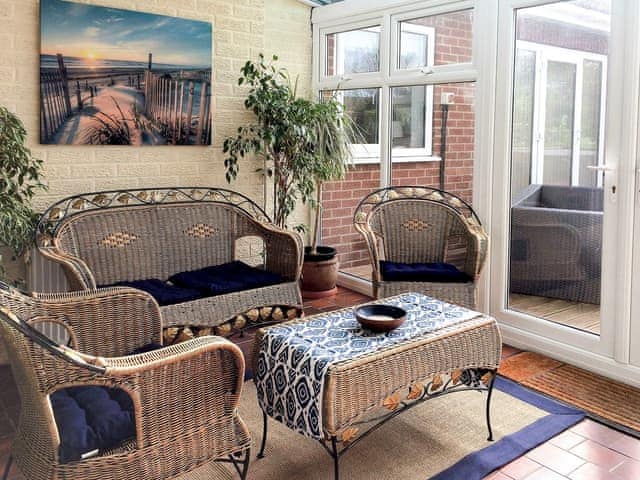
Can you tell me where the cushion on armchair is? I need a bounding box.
[109,279,203,306]
[380,261,471,283]
[169,261,284,296]
[50,386,135,464]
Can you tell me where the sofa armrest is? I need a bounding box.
[32,287,163,358]
[38,247,97,290]
[256,223,303,281]
[105,337,249,452]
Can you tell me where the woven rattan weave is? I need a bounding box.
[36,187,303,328]
[353,186,489,309]
[0,283,251,480]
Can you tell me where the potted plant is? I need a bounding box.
[223,55,357,297]
[301,95,357,297]
[0,106,47,285]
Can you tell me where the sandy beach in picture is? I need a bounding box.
[40,0,213,146]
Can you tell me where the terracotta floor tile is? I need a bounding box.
[609,434,640,461]
[522,466,570,480]
[568,462,623,480]
[526,442,585,476]
[485,472,515,480]
[550,430,586,451]
[500,456,541,479]
[611,458,640,480]
[498,351,564,382]
[570,420,630,447]
[570,439,627,470]
[501,344,522,359]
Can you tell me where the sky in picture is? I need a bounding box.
[41,0,212,68]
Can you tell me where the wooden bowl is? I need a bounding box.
[354,304,407,333]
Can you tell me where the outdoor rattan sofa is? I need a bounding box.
[0,283,251,480]
[510,184,603,304]
[35,188,303,335]
[354,186,489,309]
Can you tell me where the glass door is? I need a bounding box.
[490,0,640,359]
[507,1,610,336]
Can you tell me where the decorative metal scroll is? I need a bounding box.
[36,187,271,248]
[353,186,482,229]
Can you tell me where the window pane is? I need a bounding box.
[392,86,428,150]
[511,49,536,200]
[399,9,473,69]
[543,60,576,185]
[579,59,603,187]
[323,89,380,145]
[391,82,475,202]
[326,26,380,76]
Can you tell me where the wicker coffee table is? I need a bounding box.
[252,293,502,480]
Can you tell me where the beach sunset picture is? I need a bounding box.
[40,0,213,145]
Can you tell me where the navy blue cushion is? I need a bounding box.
[109,279,203,306]
[380,261,471,283]
[50,386,135,464]
[169,261,284,297]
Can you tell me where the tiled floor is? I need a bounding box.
[0,287,638,479]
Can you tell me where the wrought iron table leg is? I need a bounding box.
[331,437,340,480]
[239,448,251,480]
[258,411,268,459]
[1,455,12,480]
[486,372,496,441]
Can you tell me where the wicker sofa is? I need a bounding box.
[510,184,603,304]
[36,188,303,336]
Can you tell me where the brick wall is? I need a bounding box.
[0,0,312,280]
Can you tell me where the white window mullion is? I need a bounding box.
[532,54,547,185]
[380,13,392,186]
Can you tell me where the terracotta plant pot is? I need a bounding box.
[301,246,339,299]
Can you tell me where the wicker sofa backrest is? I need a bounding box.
[38,188,273,288]
[368,199,472,266]
[54,202,261,286]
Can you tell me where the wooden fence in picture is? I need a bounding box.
[144,71,212,145]
[40,70,72,143]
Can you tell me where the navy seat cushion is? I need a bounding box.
[380,261,471,283]
[169,261,285,297]
[50,386,135,464]
[109,279,203,306]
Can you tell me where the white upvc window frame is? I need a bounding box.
[313,0,478,167]
[517,40,608,188]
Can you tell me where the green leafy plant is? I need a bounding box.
[0,106,47,281]
[223,55,358,250]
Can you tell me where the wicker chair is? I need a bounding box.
[0,283,251,480]
[353,186,489,309]
[35,187,303,331]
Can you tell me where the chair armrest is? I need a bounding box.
[32,288,163,358]
[256,222,303,281]
[354,223,382,282]
[463,225,489,279]
[37,247,97,290]
[104,336,247,451]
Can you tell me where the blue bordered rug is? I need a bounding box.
[430,376,585,479]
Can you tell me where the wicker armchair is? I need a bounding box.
[354,187,488,309]
[0,283,251,480]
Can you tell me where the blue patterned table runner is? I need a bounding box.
[255,293,481,440]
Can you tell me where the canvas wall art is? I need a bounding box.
[40,0,213,146]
